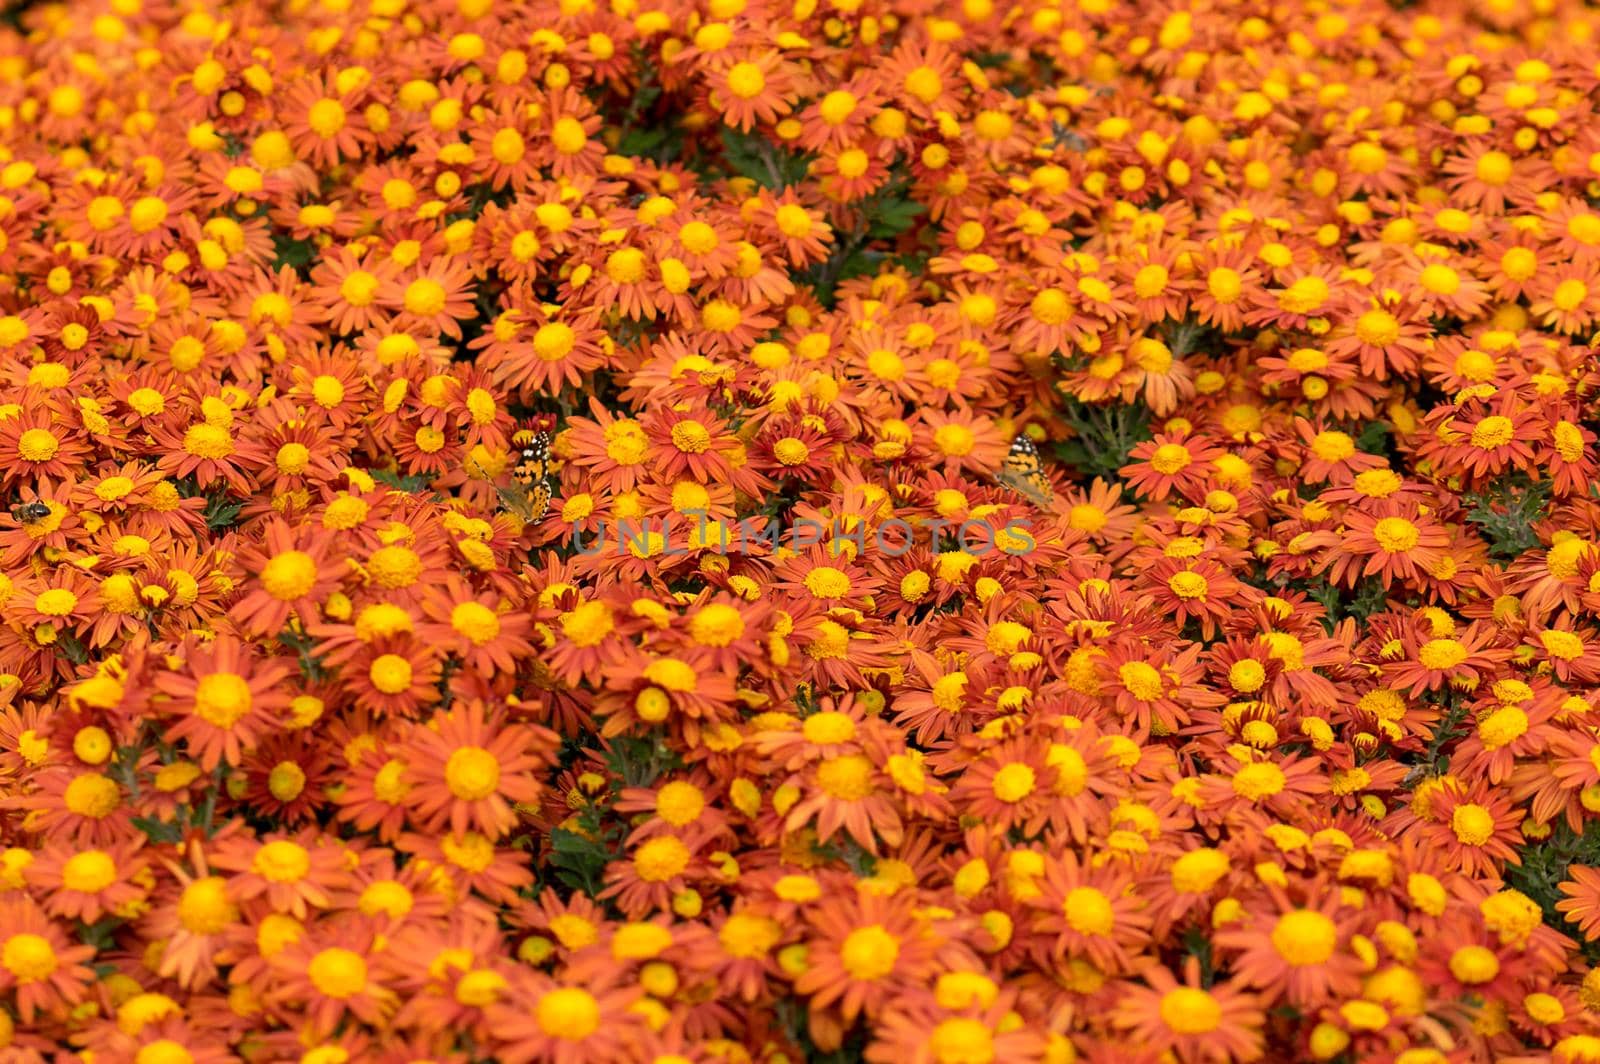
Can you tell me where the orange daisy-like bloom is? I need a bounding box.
[27,840,149,923]
[1216,897,1366,1008]
[154,636,294,770]
[486,974,644,1064]
[270,925,397,1037]
[230,520,346,636]
[1028,851,1153,975]
[793,894,957,1024]
[282,76,372,167]
[210,829,351,919]
[0,897,98,1022]
[1324,504,1452,589]
[1122,432,1222,502]
[401,702,556,839]
[385,257,478,339]
[1112,962,1267,1063]
[708,52,798,132]
[343,637,445,718]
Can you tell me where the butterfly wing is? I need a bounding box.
[993,435,1055,508]
[500,430,554,522]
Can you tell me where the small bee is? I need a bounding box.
[11,501,51,524]
[497,429,555,523]
[993,434,1054,509]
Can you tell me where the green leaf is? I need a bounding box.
[271,233,319,272]
[718,127,811,190]
[1053,398,1154,482]
[604,733,683,789]
[865,193,924,239]
[1355,420,1392,457]
[1463,473,1550,559]
[547,818,621,898]
[203,492,243,530]
[371,467,435,494]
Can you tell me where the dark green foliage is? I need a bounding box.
[1505,820,1600,961]
[203,492,243,530]
[1464,473,1551,559]
[1053,398,1154,481]
[1305,576,1390,632]
[271,232,319,273]
[719,127,812,190]
[546,808,623,898]
[604,732,683,789]
[371,466,435,493]
[1355,420,1394,458]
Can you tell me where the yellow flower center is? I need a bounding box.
[605,248,645,284]
[178,876,237,934]
[1160,987,1222,1034]
[183,424,234,459]
[18,428,59,462]
[1372,517,1420,553]
[720,913,782,958]
[1542,629,1585,660]
[933,424,975,457]
[1451,803,1495,845]
[689,604,743,646]
[1272,910,1337,966]
[803,567,851,598]
[307,947,367,998]
[34,588,78,616]
[261,550,318,600]
[1171,848,1230,893]
[774,437,811,465]
[634,835,690,881]
[1119,661,1164,701]
[450,602,500,645]
[839,925,899,980]
[366,546,422,589]
[726,62,766,99]
[816,754,875,800]
[1310,431,1354,462]
[1449,945,1499,984]
[1232,762,1286,800]
[268,762,306,801]
[1,934,57,982]
[560,601,614,646]
[1150,443,1191,475]
[61,850,116,893]
[1355,309,1400,346]
[193,672,252,728]
[928,1019,993,1064]
[551,117,588,155]
[64,773,120,817]
[671,420,712,453]
[1228,659,1265,693]
[253,840,310,883]
[129,195,168,233]
[307,99,346,138]
[536,988,600,1040]
[404,279,447,317]
[444,747,500,801]
[802,711,856,744]
[533,322,575,361]
[1470,415,1514,450]
[991,762,1036,803]
[1063,886,1115,935]
[369,654,413,694]
[1417,638,1467,671]
[655,781,705,826]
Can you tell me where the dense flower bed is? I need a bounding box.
[2,0,1600,1059]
